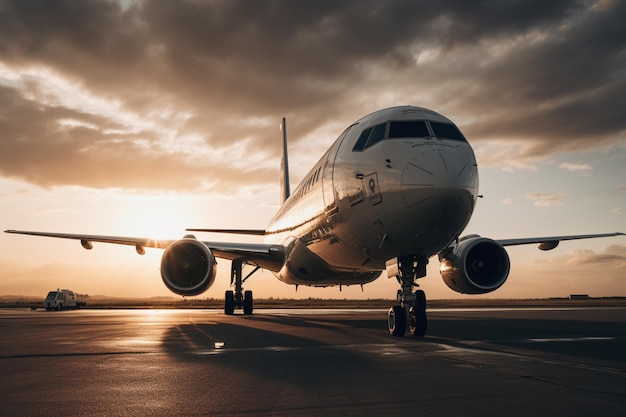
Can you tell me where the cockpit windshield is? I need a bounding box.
[430,121,467,142]
[352,120,467,151]
[389,121,429,138]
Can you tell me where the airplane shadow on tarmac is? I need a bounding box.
[159,310,626,381]
[153,309,626,416]
[157,313,424,402]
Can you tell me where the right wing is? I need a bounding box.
[4,229,285,271]
[4,229,174,250]
[186,228,266,236]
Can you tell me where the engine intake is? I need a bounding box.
[160,238,217,296]
[439,236,510,294]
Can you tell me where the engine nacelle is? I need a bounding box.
[160,238,217,296]
[439,235,510,294]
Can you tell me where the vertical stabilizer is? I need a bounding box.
[280,117,290,204]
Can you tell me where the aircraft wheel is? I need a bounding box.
[409,306,427,337]
[224,290,235,315]
[409,290,427,337]
[243,290,253,315]
[388,305,406,337]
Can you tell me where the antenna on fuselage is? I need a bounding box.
[280,117,290,204]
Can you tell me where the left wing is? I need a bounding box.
[497,232,624,251]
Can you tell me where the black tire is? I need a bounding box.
[388,305,406,337]
[224,291,235,315]
[409,290,427,337]
[243,290,253,315]
[409,306,427,337]
[415,289,426,308]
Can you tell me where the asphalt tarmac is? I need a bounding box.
[1,307,625,417]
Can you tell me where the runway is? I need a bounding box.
[1,307,625,417]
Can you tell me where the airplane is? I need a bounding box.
[5,105,624,337]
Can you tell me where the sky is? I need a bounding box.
[0,0,625,300]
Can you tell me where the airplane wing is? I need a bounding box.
[497,232,624,250]
[4,229,174,249]
[3,229,284,270]
[186,228,266,236]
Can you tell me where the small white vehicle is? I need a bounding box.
[44,289,78,311]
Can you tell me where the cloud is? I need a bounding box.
[0,0,625,191]
[0,72,276,191]
[559,162,593,173]
[516,243,626,297]
[503,192,568,206]
[564,244,626,266]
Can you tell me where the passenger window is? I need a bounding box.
[389,121,429,138]
[430,122,466,142]
[353,128,372,151]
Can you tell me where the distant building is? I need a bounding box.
[570,294,590,300]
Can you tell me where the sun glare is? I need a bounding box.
[115,194,191,239]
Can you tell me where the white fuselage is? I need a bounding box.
[264,106,479,286]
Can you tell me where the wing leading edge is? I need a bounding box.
[497,232,625,250]
[4,229,285,270]
[4,229,174,249]
[185,228,266,236]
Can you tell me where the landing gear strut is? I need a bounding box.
[388,255,428,337]
[224,258,256,315]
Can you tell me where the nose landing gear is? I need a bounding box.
[388,255,428,337]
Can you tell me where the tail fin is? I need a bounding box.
[280,117,290,204]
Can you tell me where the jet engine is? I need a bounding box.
[439,235,510,294]
[160,238,217,296]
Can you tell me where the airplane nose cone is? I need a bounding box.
[401,146,477,205]
[399,146,477,247]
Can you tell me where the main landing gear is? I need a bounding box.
[388,255,428,337]
[224,258,257,315]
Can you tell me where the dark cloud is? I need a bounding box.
[0,0,624,190]
[0,85,274,190]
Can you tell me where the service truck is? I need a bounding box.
[44,289,78,310]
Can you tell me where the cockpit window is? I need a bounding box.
[352,119,466,152]
[352,123,386,151]
[430,122,466,142]
[352,127,372,151]
[389,121,429,138]
[367,123,387,147]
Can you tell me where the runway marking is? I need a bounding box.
[0,351,157,359]
[428,339,626,379]
[525,337,615,343]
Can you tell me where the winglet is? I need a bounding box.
[280,117,290,204]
